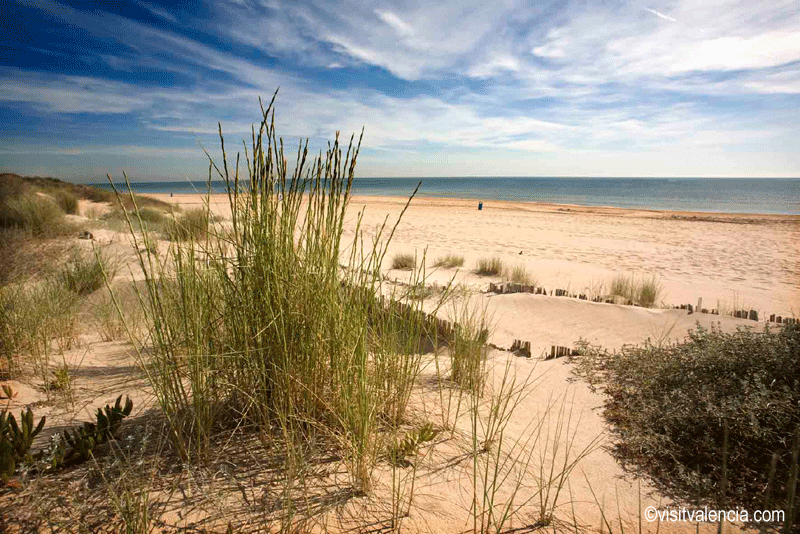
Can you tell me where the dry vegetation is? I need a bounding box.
[433,254,465,269]
[391,252,417,270]
[475,257,504,276]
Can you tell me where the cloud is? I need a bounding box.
[374,10,414,37]
[644,8,676,22]
[3,0,800,178]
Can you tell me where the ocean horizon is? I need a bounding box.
[90,177,800,215]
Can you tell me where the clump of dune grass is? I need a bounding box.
[59,247,118,296]
[137,207,167,225]
[505,264,535,286]
[433,253,464,269]
[0,278,80,386]
[636,274,662,307]
[391,252,416,270]
[607,273,662,307]
[0,228,75,285]
[475,256,504,276]
[111,92,460,495]
[448,298,491,394]
[55,191,79,215]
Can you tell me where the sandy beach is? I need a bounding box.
[2,187,798,533]
[151,192,800,319]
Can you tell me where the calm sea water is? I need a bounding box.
[91,177,800,215]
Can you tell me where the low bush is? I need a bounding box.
[475,257,503,276]
[571,323,800,522]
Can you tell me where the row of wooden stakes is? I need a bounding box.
[675,303,723,316]
[676,299,796,325]
[488,282,593,300]
[488,285,795,326]
[547,346,578,360]
[509,340,578,360]
[510,339,531,357]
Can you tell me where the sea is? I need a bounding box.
[90,177,800,215]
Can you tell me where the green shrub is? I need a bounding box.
[571,323,800,518]
[433,254,464,269]
[475,257,503,276]
[391,253,416,270]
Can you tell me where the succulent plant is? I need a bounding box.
[54,395,133,468]
[1,407,46,483]
[388,422,439,467]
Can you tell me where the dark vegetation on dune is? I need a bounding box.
[572,323,800,532]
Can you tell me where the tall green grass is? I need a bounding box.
[111,94,456,493]
[0,279,80,386]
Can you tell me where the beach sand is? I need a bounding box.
[152,192,800,317]
[3,191,798,532]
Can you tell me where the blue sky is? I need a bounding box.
[1,0,799,180]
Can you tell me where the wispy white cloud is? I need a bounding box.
[644,8,676,22]
[3,0,800,177]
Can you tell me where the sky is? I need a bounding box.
[1,0,799,181]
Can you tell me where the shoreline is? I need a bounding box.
[145,192,800,222]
